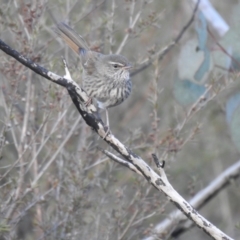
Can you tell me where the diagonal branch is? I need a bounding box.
[143,160,240,240]
[0,39,233,240]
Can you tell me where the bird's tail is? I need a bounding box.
[56,22,89,54]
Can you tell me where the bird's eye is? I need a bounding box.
[113,64,118,68]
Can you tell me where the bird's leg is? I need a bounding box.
[84,97,93,107]
[97,102,111,139]
[103,108,111,139]
[105,109,109,127]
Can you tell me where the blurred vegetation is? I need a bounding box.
[0,0,240,239]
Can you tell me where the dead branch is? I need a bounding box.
[143,160,240,240]
[0,39,233,240]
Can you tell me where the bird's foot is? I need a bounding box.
[84,97,93,107]
[103,125,111,139]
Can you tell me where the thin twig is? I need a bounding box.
[15,71,32,200]
[208,27,240,69]
[131,0,200,77]
[102,149,143,176]
[119,209,139,240]
[116,0,141,55]
[12,187,54,226]
[76,0,106,23]
[13,0,30,40]
[109,0,116,54]
[31,115,81,186]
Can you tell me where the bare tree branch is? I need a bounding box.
[0,39,233,240]
[143,160,240,240]
[102,149,143,176]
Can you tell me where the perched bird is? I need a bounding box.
[56,22,132,128]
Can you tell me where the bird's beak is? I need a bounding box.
[124,64,133,70]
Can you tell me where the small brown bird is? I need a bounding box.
[56,22,132,127]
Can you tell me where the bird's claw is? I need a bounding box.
[84,97,93,107]
[103,125,111,139]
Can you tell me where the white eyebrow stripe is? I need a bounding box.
[108,61,125,67]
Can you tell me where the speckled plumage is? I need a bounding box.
[57,23,132,114]
[82,54,132,109]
